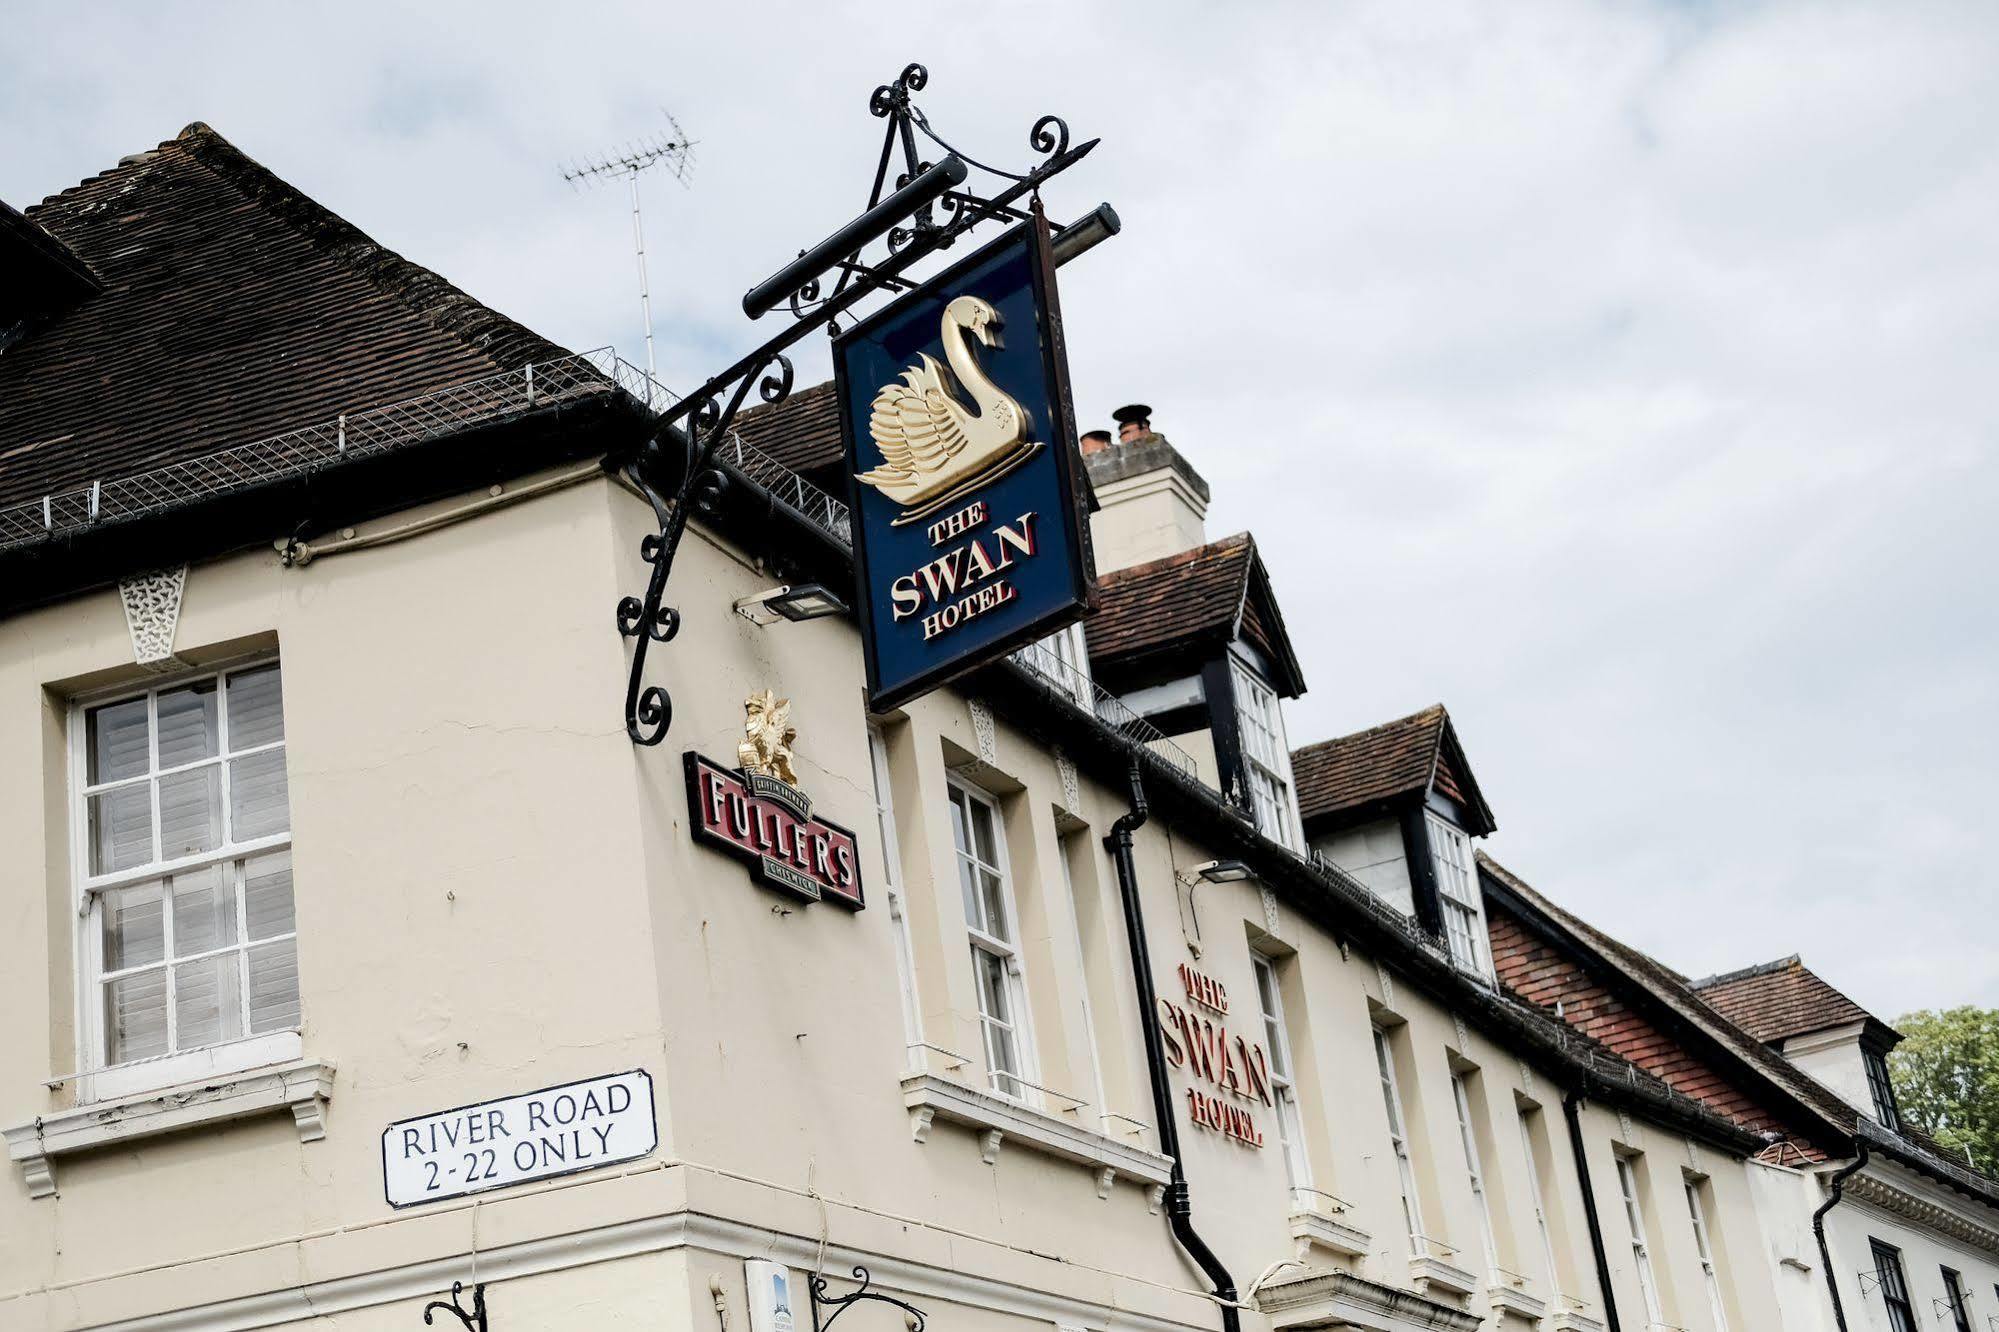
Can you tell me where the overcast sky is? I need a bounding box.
[6,2,1994,1019]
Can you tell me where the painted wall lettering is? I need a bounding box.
[1156,979,1274,1149]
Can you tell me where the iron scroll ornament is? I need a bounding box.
[613,61,1100,746]
[810,1266,928,1332]
[422,1282,488,1332]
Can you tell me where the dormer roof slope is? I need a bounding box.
[1083,532,1306,697]
[1291,703,1495,836]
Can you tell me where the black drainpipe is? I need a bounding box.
[1812,1140,1870,1332]
[1563,1088,1622,1332]
[1104,759,1242,1332]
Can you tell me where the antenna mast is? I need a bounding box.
[562,114,696,386]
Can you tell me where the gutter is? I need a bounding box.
[1103,759,1242,1332]
[1563,1089,1621,1332]
[1811,1142,1870,1332]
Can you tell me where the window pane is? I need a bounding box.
[979,869,1009,942]
[968,799,998,866]
[975,948,1013,1025]
[948,790,971,855]
[156,681,219,768]
[171,864,237,957]
[101,883,165,970]
[227,666,285,749]
[247,938,301,1032]
[229,749,290,839]
[105,969,169,1062]
[88,696,150,785]
[174,954,244,1047]
[159,764,223,859]
[956,855,983,932]
[244,850,295,940]
[89,783,154,873]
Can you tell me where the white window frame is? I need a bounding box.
[68,658,300,1102]
[1685,1176,1730,1332]
[947,777,1039,1103]
[1616,1154,1665,1327]
[1231,659,1300,850]
[1451,1070,1500,1277]
[868,726,924,1069]
[1519,1108,1563,1296]
[1427,813,1489,978]
[1374,1024,1424,1244]
[1253,953,1311,1205]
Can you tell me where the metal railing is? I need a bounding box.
[0,355,619,551]
[1007,638,1200,780]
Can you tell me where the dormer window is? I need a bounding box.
[1427,814,1489,978]
[1231,660,1300,850]
[1863,1045,1901,1132]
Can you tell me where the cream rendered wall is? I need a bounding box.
[1748,1158,1839,1332]
[0,471,1812,1332]
[0,473,670,1326]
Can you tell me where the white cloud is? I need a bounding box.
[4,0,1994,1016]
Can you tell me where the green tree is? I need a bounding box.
[1890,1006,1999,1175]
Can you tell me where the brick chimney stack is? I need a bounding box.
[1081,403,1211,572]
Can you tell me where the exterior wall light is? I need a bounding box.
[1051,203,1121,267]
[1188,858,1254,884]
[733,584,850,626]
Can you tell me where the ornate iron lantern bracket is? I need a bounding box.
[422,1281,488,1332]
[614,61,1100,747]
[810,1266,927,1332]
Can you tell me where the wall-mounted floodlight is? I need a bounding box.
[1186,858,1254,885]
[742,155,970,319]
[733,584,850,625]
[1050,203,1121,267]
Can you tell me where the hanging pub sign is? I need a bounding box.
[683,691,865,910]
[837,213,1096,713]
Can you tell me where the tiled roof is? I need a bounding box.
[0,122,569,510]
[1479,854,1853,1154]
[1083,532,1305,696]
[1691,956,1880,1045]
[1292,704,1495,835]
[732,379,846,479]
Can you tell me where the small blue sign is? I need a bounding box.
[837,218,1095,711]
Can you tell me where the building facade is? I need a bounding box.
[1,123,1992,1332]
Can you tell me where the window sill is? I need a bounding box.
[6,1058,333,1199]
[1289,1204,1372,1260]
[900,1072,1172,1202]
[1550,1309,1607,1332]
[66,1029,303,1105]
[1486,1281,1548,1322]
[1407,1253,1479,1302]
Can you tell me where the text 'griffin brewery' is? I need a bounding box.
[887,499,1039,642]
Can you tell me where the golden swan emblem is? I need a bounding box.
[856,295,1040,525]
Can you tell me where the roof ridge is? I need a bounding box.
[169,122,569,371]
[1690,955,1805,990]
[1294,702,1447,757]
[23,123,193,216]
[1095,530,1253,582]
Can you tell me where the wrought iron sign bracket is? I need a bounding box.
[615,61,1101,747]
[422,1282,488,1332]
[810,1266,928,1332]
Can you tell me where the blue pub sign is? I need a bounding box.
[837,216,1096,712]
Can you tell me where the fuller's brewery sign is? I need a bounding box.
[683,691,865,909]
[838,215,1095,712]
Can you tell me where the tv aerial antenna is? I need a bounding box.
[562,112,697,385]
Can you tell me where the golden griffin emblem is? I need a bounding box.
[738,689,799,787]
[856,295,1041,525]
